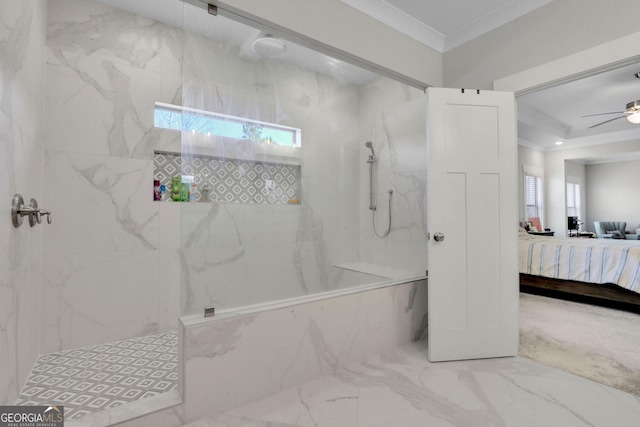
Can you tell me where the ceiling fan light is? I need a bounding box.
[627,112,640,124]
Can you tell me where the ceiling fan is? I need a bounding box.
[583,100,640,128]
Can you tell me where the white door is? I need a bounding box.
[427,87,519,362]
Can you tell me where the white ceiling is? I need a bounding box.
[517,61,640,154]
[95,0,640,154]
[338,0,553,52]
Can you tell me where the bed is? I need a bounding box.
[519,232,640,312]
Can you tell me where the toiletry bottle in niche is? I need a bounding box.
[181,182,189,202]
[154,179,161,201]
[190,183,198,202]
[160,185,166,201]
[172,177,181,202]
[200,183,210,202]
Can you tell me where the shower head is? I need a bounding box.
[252,34,287,58]
[365,141,375,158]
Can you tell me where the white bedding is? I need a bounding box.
[519,233,640,294]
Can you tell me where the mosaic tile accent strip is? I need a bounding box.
[16,332,178,421]
[154,152,301,204]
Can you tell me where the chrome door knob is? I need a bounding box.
[433,232,445,242]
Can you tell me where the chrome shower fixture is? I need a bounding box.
[365,141,376,162]
[364,141,392,238]
[252,34,287,58]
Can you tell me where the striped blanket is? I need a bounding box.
[519,233,640,294]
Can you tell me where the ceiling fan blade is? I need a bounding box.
[582,111,626,117]
[588,115,626,128]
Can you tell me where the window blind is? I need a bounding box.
[524,166,544,226]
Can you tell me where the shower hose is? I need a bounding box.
[373,189,393,238]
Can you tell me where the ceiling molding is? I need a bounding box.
[518,103,569,138]
[444,0,553,51]
[337,0,446,52]
[339,0,552,53]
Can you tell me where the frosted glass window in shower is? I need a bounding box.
[154,102,301,147]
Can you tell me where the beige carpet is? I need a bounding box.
[519,292,640,397]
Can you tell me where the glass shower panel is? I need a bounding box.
[176,6,428,315]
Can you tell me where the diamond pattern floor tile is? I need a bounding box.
[16,332,178,421]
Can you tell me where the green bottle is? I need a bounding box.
[172,177,181,202]
[181,182,189,202]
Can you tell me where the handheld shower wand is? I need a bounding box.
[364,141,392,238]
[365,141,376,163]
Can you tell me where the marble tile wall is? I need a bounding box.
[179,279,428,424]
[0,0,47,404]
[41,0,428,355]
[21,1,430,423]
[178,19,365,316]
[41,0,183,353]
[357,79,428,276]
[178,7,428,315]
[59,281,427,426]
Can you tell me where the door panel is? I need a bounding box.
[427,87,518,362]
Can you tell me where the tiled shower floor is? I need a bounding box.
[15,331,178,421]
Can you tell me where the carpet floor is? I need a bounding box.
[519,292,640,397]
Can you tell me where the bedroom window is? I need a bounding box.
[524,166,544,224]
[566,182,581,217]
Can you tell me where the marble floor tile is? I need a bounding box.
[188,340,640,427]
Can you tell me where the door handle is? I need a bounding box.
[433,232,445,242]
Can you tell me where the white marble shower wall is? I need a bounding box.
[39,0,428,354]
[179,22,369,315]
[0,0,47,404]
[179,279,428,424]
[41,0,183,353]
[178,15,428,315]
[358,79,428,277]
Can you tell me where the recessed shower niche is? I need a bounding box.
[153,151,302,204]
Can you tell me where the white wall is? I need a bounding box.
[586,159,640,233]
[543,140,640,235]
[0,0,47,404]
